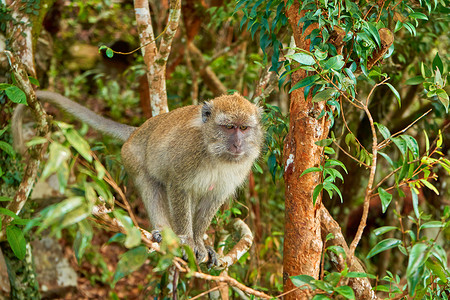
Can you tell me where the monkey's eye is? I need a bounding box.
[225,124,235,130]
[239,125,248,131]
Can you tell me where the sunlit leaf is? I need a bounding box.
[5,86,27,105]
[312,89,338,102]
[378,187,392,213]
[290,52,316,65]
[113,246,148,285]
[289,75,320,93]
[6,225,26,260]
[374,123,391,139]
[407,243,429,296]
[405,76,424,85]
[334,286,355,299]
[385,83,401,107]
[366,238,401,259]
[374,226,398,236]
[62,128,93,162]
[291,275,315,288]
[420,179,439,195]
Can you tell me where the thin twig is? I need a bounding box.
[378,109,432,150]
[333,140,370,168]
[348,104,378,261]
[189,286,221,300]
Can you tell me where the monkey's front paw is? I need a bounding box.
[194,245,208,264]
[151,230,162,243]
[205,245,219,268]
[194,244,219,268]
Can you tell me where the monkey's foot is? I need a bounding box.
[205,245,219,268]
[151,230,162,243]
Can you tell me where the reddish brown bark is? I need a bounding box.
[282,2,329,298]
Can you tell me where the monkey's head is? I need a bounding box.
[200,93,264,162]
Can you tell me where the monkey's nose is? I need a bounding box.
[232,144,243,154]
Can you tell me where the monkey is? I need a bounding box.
[13,91,264,266]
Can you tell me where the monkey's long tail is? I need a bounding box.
[36,90,137,142]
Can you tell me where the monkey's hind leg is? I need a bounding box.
[193,197,225,266]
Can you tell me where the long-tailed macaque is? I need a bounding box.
[13,91,264,265]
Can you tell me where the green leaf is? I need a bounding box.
[5,86,27,105]
[334,286,355,299]
[290,52,316,66]
[378,187,392,214]
[290,274,315,288]
[0,83,12,90]
[113,246,149,285]
[324,55,345,70]
[41,142,71,181]
[315,138,333,147]
[327,245,346,259]
[312,89,337,102]
[106,48,114,58]
[38,197,84,232]
[0,196,13,202]
[366,238,402,259]
[28,76,40,86]
[405,76,424,85]
[62,128,93,163]
[419,221,444,230]
[345,272,377,279]
[6,225,27,260]
[94,160,106,180]
[401,135,419,158]
[373,226,398,236]
[407,243,429,296]
[409,12,428,20]
[313,183,323,205]
[0,207,20,219]
[312,295,330,300]
[374,122,391,139]
[366,22,381,47]
[435,89,449,113]
[289,75,320,93]
[420,179,439,195]
[432,52,444,74]
[73,220,93,263]
[125,227,142,249]
[385,83,401,107]
[426,259,447,283]
[411,188,420,219]
[323,181,343,203]
[312,279,334,293]
[0,141,16,159]
[300,167,323,177]
[392,137,407,157]
[324,159,348,173]
[25,136,48,147]
[325,233,334,242]
[394,21,403,32]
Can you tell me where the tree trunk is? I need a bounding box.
[282,2,330,298]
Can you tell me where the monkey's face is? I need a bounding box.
[200,95,264,163]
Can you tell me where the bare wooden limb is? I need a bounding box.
[348,104,378,264]
[252,64,279,104]
[0,52,50,241]
[215,219,254,269]
[134,0,181,116]
[187,42,228,96]
[319,205,378,300]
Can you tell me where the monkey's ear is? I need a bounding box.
[201,102,212,123]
